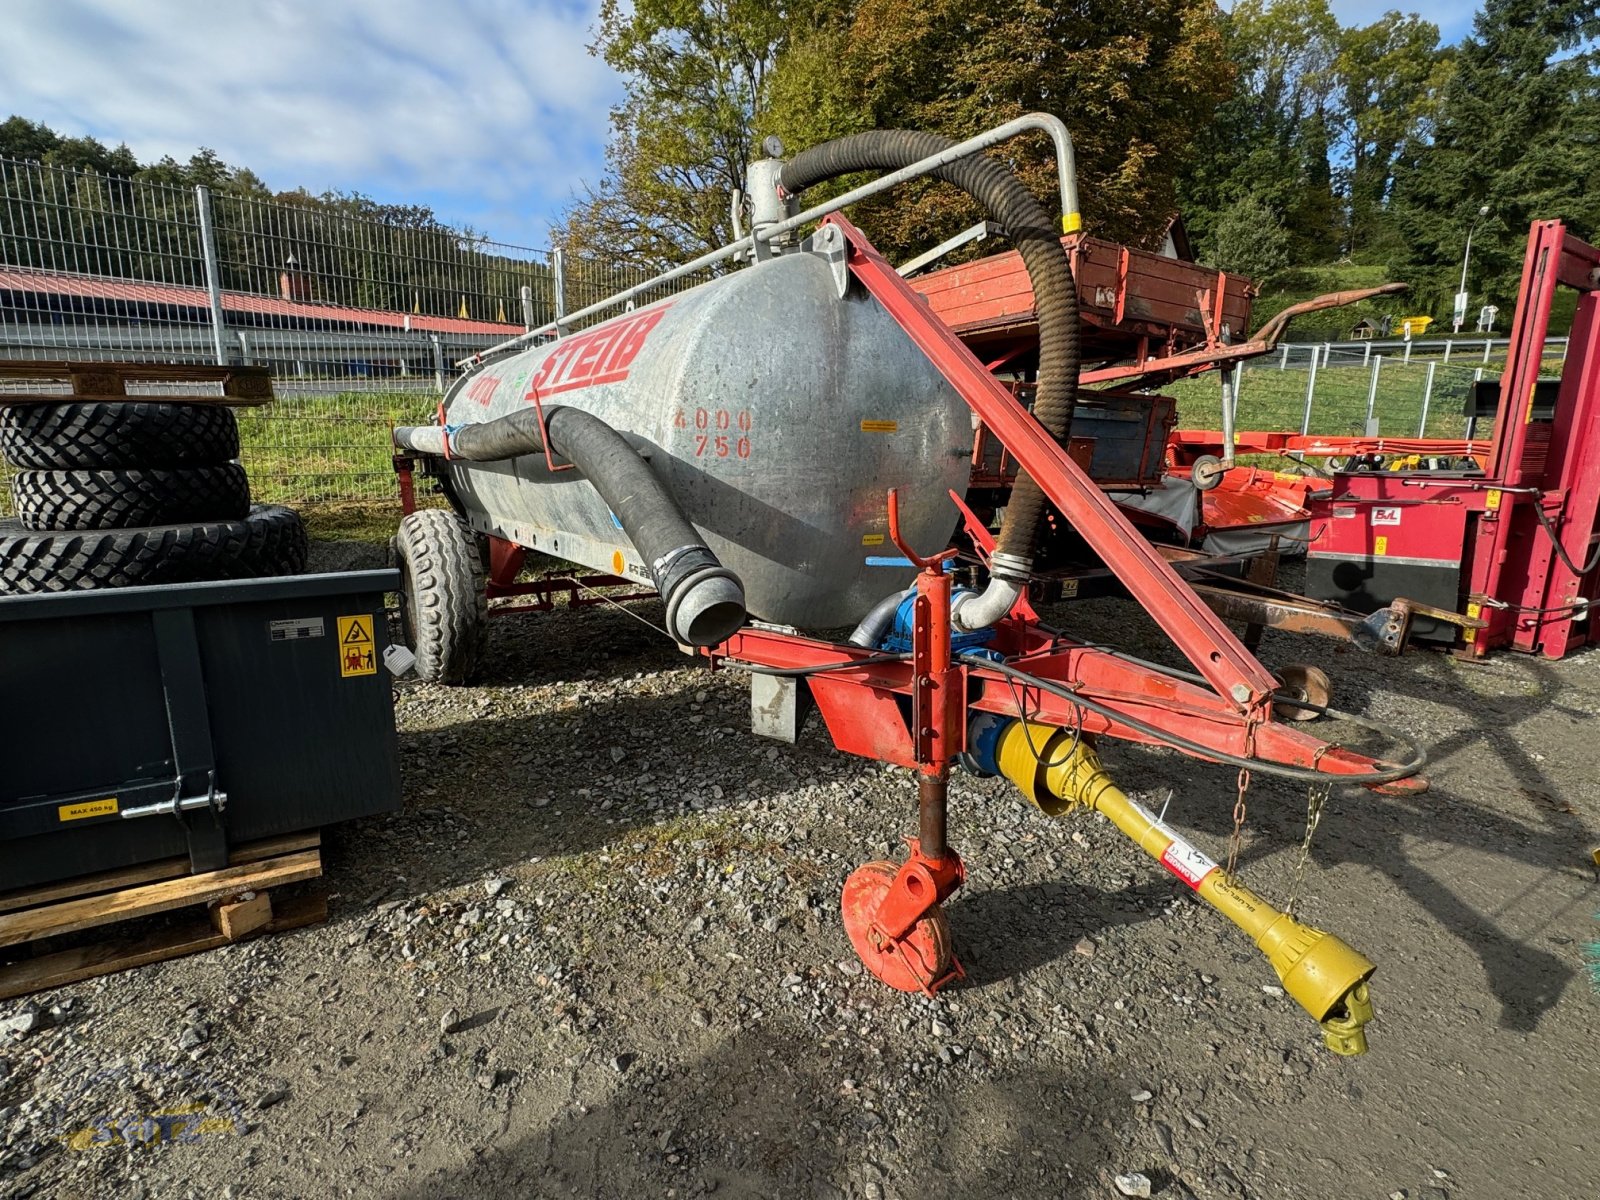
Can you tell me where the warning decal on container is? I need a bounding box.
[59,797,118,822]
[860,419,898,433]
[269,617,325,642]
[1159,839,1218,890]
[337,615,377,677]
[1374,536,1389,556]
[861,533,885,546]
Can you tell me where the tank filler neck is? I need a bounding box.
[745,141,796,262]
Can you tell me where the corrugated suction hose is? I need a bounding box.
[779,130,1081,569]
[393,406,745,646]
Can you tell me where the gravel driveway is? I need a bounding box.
[3,545,1597,1199]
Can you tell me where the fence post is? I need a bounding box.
[552,248,567,334]
[1365,355,1383,434]
[1301,346,1319,435]
[520,284,535,331]
[1482,339,1492,364]
[1418,361,1436,437]
[1403,336,1412,365]
[1280,343,1290,370]
[194,184,229,366]
[1443,339,1452,364]
[430,334,446,394]
[1322,341,1331,367]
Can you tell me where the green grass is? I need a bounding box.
[236,390,432,512]
[1167,358,1484,443]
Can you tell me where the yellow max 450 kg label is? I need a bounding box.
[59,797,118,822]
[337,614,377,677]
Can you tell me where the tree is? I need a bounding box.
[1388,0,1600,313]
[1211,194,1292,280]
[1334,14,1453,256]
[556,0,811,268]
[763,0,1233,257]
[1178,0,1343,263]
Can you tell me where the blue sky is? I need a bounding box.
[0,1,1481,248]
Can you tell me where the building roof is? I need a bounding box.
[0,267,521,336]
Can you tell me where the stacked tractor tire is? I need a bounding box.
[0,401,307,593]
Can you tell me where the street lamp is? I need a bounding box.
[1453,204,1491,333]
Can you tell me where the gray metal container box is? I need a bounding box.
[0,570,402,891]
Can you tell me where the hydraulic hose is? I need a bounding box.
[780,131,1081,601]
[847,585,913,648]
[394,407,745,646]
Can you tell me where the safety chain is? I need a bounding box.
[1225,718,1259,877]
[1286,780,1331,920]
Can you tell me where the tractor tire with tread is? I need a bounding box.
[11,463,251,530]
[394,509,488,685]
[0,505,307,593]
[0,402,241,470]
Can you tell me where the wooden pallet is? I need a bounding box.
[0,832,325,999]
[0,359,274,406]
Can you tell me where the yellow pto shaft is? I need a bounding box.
[992,720,1376,1055]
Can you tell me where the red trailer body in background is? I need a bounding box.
[1305,221,1600,658]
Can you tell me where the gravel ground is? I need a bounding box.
[2,544,1597,1199]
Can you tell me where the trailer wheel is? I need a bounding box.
[11,464,251,530]
[0,505,307,593]
[0,402,240,470]
[1191,455,1226,491]
[394,509,488,685]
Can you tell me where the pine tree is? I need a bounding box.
[1388,0,1600,314]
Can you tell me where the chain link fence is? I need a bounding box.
[0,155,714,514]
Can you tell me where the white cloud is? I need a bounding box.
[0,0,624,243]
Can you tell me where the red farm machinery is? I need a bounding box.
[392,116,1432,1057]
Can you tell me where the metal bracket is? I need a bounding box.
[805,224,852,299]
[150,608,229,872]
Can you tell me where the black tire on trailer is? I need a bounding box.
[0,402,241,470]
[10,464,251,531]
[394,509,488,685]
[0,505,308,593]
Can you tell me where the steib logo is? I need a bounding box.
[50,1062,245,1151]
[526,305,669,397]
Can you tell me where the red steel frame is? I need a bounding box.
[1297,222,1600,660]
[1465,221,1600,657]
[713,215,1422,794]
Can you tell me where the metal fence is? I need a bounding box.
[1206,336,1570,447]
[0,153,1566,517]
[0,155,714,511]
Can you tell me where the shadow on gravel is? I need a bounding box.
[948,879,1172,987]
[387,1021,1132,1200]
[371,595,1592,1035]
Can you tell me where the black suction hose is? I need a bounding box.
[779,131,1081,568]
[394,406,745,646]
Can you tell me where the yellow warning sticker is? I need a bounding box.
[1486,488,1501,510]
[1061,579,1079,599]
[337,614,377,677]
[861,533,885,546]
[1374,536,1388,556]
[59,797,117,822]
[859,419,898,433]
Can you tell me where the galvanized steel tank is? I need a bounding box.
[443,244,971,629]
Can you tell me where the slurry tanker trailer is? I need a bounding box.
[392,117,1428,1056]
